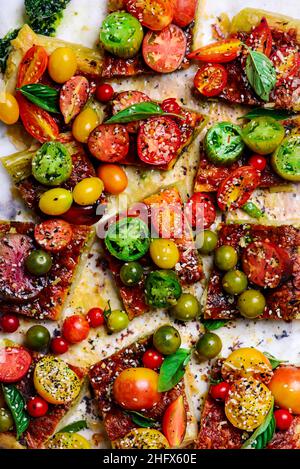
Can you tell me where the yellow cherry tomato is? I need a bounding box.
[48,47,77,84]
[72,107,99,143]
[113,428,169,449]
[0,93,19,125]
[149,239,180,269]
[73,177,104,206]
[34,356,81,405]
[39,188,73,216]
[46,433,91,449]
[221,347,273,384]
[97,164,128,195]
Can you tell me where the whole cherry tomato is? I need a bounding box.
[142,349,164,369]
[96,83,114,103]
[86,308,105,328]
[274,409,293,431]
[0,314,20,333]
[51,337,69,355]
[97,164,128,195]
[62,315,90,344]
[27,396,49,418]
[269,366,300,415]
[249,154,267,171]
[210,381,231,401]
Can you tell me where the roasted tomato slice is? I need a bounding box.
[0,346,32,383]
[217,166,261,211]
[271,46,300,84]
[18,94,59,143]
[185,192,216,230]
[60,76,89,124]
[242,241,291,289]
[112,90,151,133]
[173,0,197,28]
[142,24,187,73]
[126,0,174,31]
[34,219,73,253]
[88,124,130,162]
[194,64,228,97]
[162,396,187,447]
[137,116,181,166]
[188,38,242,62]
[17,45,48,87]
[246,18,273,57]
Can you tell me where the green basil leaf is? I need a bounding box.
[17,84,59,113]
[158,348,191,392]
[242,201,263,219]
[263,352,287,370]
[2,384,29,439]
[202,320,228,331]
[58,420,88,433]
[127,412,156,428]
[105,102,182,124]
[241,400,275,449]
[245,48,276,102]
[239,108,293,121]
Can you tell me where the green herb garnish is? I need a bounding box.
[2,384,30,439]
[17,84,59,113]
[158,348,192,392]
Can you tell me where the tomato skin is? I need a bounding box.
[194,64,228,97]
[50,337,69,355]
[17,46,48,87]
[246,18,272,57]
[62,315,90,344]
[142,349,164,369]
[173,0,197,28]
[126,0,174,31]
[97,164,128,195]
[274,409,293,431]
[188,39,242,62]
[18,94,59,143]
[185,192,216,230]
[0,347,32,383]
[210,382,231,401]
[113,367,161,411]
[162,396,187,447]
[0,314,20,333]
[86,308,105,328]
[96,83,114,103]
[217,166,261,211]
[268,367,300,415]
[27,396,49,418]
[248,154,267,171]
[0,93,19,125]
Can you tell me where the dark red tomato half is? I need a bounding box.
[246,17,273,57]
[88,124,130,162]
[185,192,216,230]
[17,45,48,87]
[34,219,73,253]
[173,0,197,28]
[18,94,59,143]
[59,76,89,124]
[194,64,228,97]
[137,116,181,166]
[217,166,261,211]
[271,46,300,84]
[0,347,32,383]
[60,203,103,226]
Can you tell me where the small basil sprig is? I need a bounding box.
[58,420,88,433]
[244,46,276,102]
[2,384,29,439]
[242,402,275,449]
[17,84,59,113]
[263,352,287,370]
[240,108,293,121]
[126,411,156,428]
[201,320,228,331]
[158,348,192,392]
[242,201,263,219]
[105,102,183,124]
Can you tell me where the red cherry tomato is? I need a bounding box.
[173,0,197,28]
[217,166,261,211]
[27,396,49,418]
[274,409,293,431]
[246,18,273,57]
[62,315,90,344]
[0,347,32,383]
[88,124,130,162]
[60,76,89,124]
[96,83,114,103]
[210,381,231,401]
[86,308,105,328]
[17,45,48,87]
[0,314,20,333]
[50,337,69,355]
[194,64,228,97]
[142,349,164,369]
[126,0,174,31]
[185,192,216,230]
[248,154,267,171]
[269,366,300,415]
[161,98,182,115]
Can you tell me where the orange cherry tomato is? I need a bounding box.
[62,315,90,344]
[126,0,174,31]
[113,367,161,411]
[188,38,242,63]
[18,94,59,143]
[97,164,128,194]
[194,64,228,97]
[17,45,48,87]
[162,396,187,447]
[268,366,300,414]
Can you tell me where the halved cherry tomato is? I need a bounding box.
[161,98,182,115]
[34,219,73,253]
[194,64,228,97]
[60,76,89,124]
[269,367,300,415]
[188,39,242,62]
[112,90,151,133]
[271,46,300,84]
[143,25,187,73]
[248,154,267,171]
[246,18,272,57]
[62,315,90,344]
[173,0,197,28]
[151,205,184,239]
[0,346,32,383]
[17,46,48,87]
[137,116,181,166]
[185,192,216,230]
[126,0,174,31]
[162,396,187,447]
[221,347,273,383]
[88,124,130,162]
[242,241,291,289]
[18,94,59,143]
[217,166,261,211]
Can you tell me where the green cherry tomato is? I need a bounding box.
[196,332,222,359]
[32,142,72,186]
[204,122,245,166]
[271,134,300,182]
[214,245,238,271]
[25,250,52,276]
[0,408,14,432]
[145,270,182,308]
[153,325,181,355]
[100,12,144,59]
[241,117,285,155]
[26,325,51,350]
[171,293,200,321]
[120,262,143,286]
[106,310,129,333]
[198,230,218,254]
[105,217,150,262]
[39,188,73,216]
[237,290,266,318]
[222,270,248,295]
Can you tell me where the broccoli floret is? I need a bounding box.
[0,29,19,73]
[25,0,71,36]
